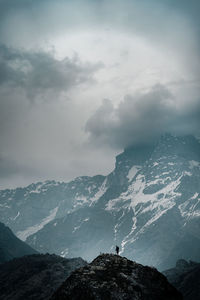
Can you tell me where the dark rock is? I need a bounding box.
[51,254,182,300]
[0,222,37,264]
[176,259,190,270]
[163,260,200,300]
[0,253,87,300]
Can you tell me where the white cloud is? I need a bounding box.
[86,84,200,148]
[0,0,199,188]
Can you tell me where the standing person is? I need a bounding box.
[115,245,119,255]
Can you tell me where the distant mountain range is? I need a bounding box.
[0,134,200,270]
[0,221,37,264]
[163,259,200,300]
[0,253,86,300]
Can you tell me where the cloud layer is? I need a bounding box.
[0,44,101,99]
[0,0,200,188]
[86,84,200,148]
[0,44,105,188]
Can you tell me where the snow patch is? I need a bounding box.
[121,216,137,254]
[72,225,80,233]
[108,173,183,252]
[189,160,200,169]
[179,193,200,218]
[127,166,141,181]
[83,218,89,222]
[153,162,159,167]
[183,171,192,176]
[114,211,125,241]
[12,211,20,220]
[191,193,199,200]
[61,248,69,257]
[75,196,88,204]
[17,207,58,241]
[29,185,42,194]
[90,178,107,205]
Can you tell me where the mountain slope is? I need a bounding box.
[0,134,200,269]
[51,253,182,300]
[0,254,87,300]
[0,222,37,264]
[163,259,200,300]
[0,176,105,240]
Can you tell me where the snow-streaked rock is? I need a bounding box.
[17,207,59,241]
[1,134,200,270]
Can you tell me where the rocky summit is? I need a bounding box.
[51,254,182,300]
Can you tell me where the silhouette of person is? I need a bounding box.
[115,245,119,255]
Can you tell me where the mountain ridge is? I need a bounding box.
[0,134,200,269]
[0,253,87,300]
[163,259,200,300]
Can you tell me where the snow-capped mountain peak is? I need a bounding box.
[0,134,200,270]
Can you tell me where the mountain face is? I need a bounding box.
[0,254,87,300]
[51,253,182,300]
[0,175,105,240]
[0,222,37,264]
[163,259,200,300]
[0,134,200,269]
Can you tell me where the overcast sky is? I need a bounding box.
[0,0,199,189]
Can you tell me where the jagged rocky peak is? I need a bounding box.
[163,259,200,300]
[163,259,200,280]
[115,133,200,175]
[176,259,190,270]
[115,143,154,170]
[153,133,200,159]
[51,254,182,300]
[113,143,155,187]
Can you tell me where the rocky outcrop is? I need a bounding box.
[0,254,87,300]
[51,254,182,300]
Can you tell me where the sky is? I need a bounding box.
[0,0,199,189]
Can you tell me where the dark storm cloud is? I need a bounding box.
[0,44,101,99]
[86,84,200,148]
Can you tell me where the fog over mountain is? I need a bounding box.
[0,0,199,188]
